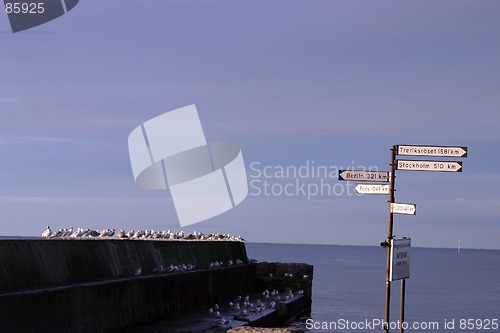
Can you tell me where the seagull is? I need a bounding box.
[116,229,127,239]
[50,229,63,239]
[131,268,142,276]
[131,230,144,239]
[70,228,82,238]
[153,265,164,274]
[41,226,52,238]
[61,227,72,237]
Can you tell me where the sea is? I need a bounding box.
[246,243,500,333]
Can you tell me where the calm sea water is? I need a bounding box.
[246,243,500,333]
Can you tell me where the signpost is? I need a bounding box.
[355,184,390,195]
[390,203,416,215]
[396,160,462,172]
[338,170,389,182]
[396,145,467,158]
[390,238,411,333]
[340,143,467,333]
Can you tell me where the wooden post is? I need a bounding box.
[384,145,397,333]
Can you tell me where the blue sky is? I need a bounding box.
[1,1,499,249]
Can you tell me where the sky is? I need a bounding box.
[1,1,499,249]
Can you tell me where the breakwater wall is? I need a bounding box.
[252,262,313,327]
[0,239,253,333]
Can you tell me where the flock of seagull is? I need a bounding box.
[207,289,305,328]
[130,263,198,277]
[38,226,307,329]
[130,259,251,277]
[40,226,244,242]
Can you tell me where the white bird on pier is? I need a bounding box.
[153,265,164,274]
[50,229,63,239]
[41,226,52,238]
[131,268,142,276]
[63,227,73,237]
[70,228,80,238]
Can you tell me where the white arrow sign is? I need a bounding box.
[355,184,390,195]
[396,145,467,158]
[390,203,416,215]
[396,160,462,172]
[338,170,389,182]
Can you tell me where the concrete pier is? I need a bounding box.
[0,240,312,333]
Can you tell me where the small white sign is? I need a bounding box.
[355,184,390,195]
[390,238,411,281]
[390,203,416,215]
[396,145,467,158]
[396,160,462,172]
[338,170,389,182]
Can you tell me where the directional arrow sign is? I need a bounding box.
[396,145,467,158]
[390,203,416,215]
[355,184,390,195]
[396,160,462,172]
[338,170,389,182]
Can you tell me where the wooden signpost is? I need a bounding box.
[339,144,468,333]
